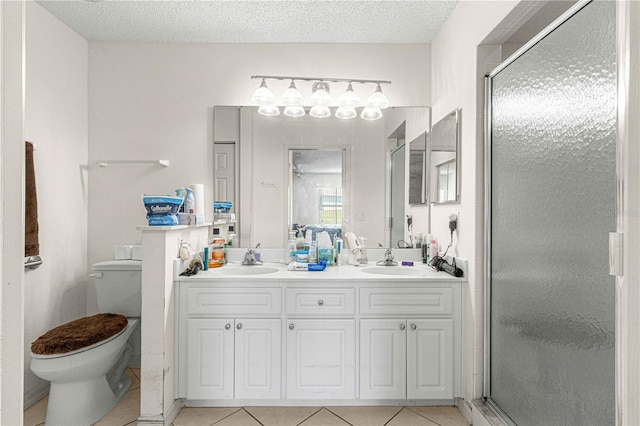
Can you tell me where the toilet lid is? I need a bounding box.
[31,313,128,355]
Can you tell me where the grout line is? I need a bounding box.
[323,407,355,426]
[211,408,243,425]
[383,406,405,426]
[406,407,444,426]
[242,407,265,426]
[296,407,323,426]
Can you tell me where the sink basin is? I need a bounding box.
[214,266,279,275]
[361,267,424,276]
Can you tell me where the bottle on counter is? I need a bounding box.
[429,236,438,260]
[286,231,297,264]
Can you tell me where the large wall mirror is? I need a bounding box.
[430,109,460,204]
[213,106,430,248]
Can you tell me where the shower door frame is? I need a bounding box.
[483,0,622,423]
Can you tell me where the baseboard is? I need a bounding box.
[455,397,472,424]
[164,398,184,426]
[24,382,49,410]
[137,398,184,426]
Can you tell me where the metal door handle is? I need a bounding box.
[411,324,417,330]
[236,323,242,330]
[318,299,324,306]
[399,324,406,330]
[289,323,295,330]
[225,323,231,330]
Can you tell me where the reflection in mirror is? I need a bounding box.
[430,109,460,204]
[213,106,430,247]
[289,149,344,242]
[409,132,427,205]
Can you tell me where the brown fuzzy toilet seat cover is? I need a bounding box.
[31,313,128,355]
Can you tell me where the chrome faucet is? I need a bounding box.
[242,248,262,265]
[376,248,398,266]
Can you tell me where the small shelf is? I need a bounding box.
[96,160,170,167]
[213,220,236,226]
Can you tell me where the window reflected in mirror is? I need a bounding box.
[430,109,460,204]
[437,159,456,203]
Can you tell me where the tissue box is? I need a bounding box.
[178,213,204,225]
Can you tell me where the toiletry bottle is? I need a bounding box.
[203,247,209,270]
[286,231,297,264]
[430,236,438,260]
[304,229,312,251]
[309,239,318,263]
[335,237,343,265]
[358,236,368,264]
[422,238,430,263]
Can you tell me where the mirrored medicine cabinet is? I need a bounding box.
[430,109,460,204]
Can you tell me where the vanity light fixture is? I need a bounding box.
[251,75,391,120]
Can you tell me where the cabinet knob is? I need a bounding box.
[399,324,406,330]
[236,323,242,330]
[317,299,324,306]
[289,323,295,330]
[411,324,417,330]
[225,323,231,330]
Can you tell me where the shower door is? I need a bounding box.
[486,1,616,425]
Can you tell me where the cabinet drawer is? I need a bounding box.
[286,288,355,315]
[187,287,281,315]
[360,288,452,315]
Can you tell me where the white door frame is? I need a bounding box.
[1,0,26,424]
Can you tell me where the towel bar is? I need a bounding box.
[96,160,169,167]
[25,255,43,270]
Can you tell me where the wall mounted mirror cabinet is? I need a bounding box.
[408,131,427,205]
[430,109,460,204]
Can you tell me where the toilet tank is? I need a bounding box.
[92,260,142,317]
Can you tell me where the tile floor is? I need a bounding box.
[24,368,468,426]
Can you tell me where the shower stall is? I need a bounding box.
[485,1,616,424]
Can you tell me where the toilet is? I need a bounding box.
[30,260,141,426]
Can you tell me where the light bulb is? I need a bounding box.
[251,79,274,106]
[284,106,306,118]
[361,106,382,121]
[258,103,280,117]
[281,80,304,107]
[335,106,357,120]
[366,84,389,109]
[310,81,331,106]
[309,105,331,119]
[338,83,360,108]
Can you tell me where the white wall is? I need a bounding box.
[430,0,519,406]
[87,42,430,311]
[23,2,89,406]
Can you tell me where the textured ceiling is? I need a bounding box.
[36,0,458,43]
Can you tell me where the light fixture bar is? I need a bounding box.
[251,75,391,85]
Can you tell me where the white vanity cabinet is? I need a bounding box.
[186,318,281,400]
[286,319,356,399]
[178,286,282,400]
[176,268,464,406]
[359,287,455,400]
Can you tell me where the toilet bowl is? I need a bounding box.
[30,318,138,426]
[30,259,142,425]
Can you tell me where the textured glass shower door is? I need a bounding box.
[487,1,616,425]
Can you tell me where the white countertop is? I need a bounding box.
[175,260,466,283]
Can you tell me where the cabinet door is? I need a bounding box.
[407,319,453,399]
[286,319,355,399]
[234,319,281,399]
[187,318,234,399]
[360,319,407,399]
